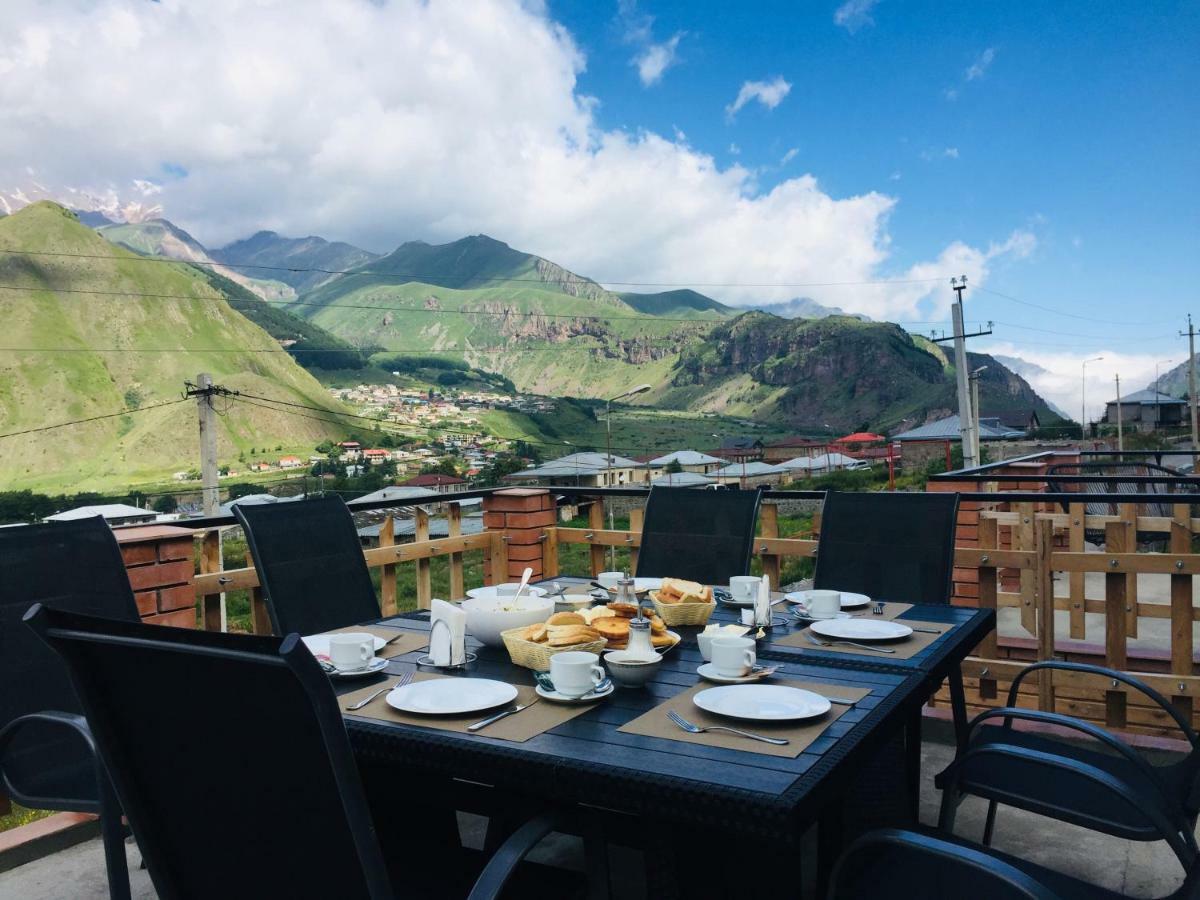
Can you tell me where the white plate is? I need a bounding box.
[301,634,387,658]
[810,619,912,641]
[656,630,682,653]
[697,663,774,684]
[466,585,548,600]
[535,682,615,704]
[785,590,872,609]
[693,685,831,722]
[330,657,389,679]
[387,678,518,716]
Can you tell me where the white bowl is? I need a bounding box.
[466,584,548,602]
[555,594,594,613]
[461,595,554,647]
[603,650,662,688]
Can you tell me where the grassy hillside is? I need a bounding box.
[0,203,346,491]
[212,230,378,294]
[618,289,732,318]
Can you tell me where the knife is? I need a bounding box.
[467,701,537,732]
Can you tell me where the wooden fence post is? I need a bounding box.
[488,529,508,588]
[1017,503,1037,636]
[447,503,465,601]
[759,503,781,589]
[415,508,432,610]
[1067,502,1086,640]
[1104,520,1132,729]
[588,499,606,577]
[199,530,223,632]
[1170,504,1194,724]
[543,526,560,579]
[379,514,397,617]
[977,517,999,662]
[1121,504,1139,638]
[1035,519,1056,711]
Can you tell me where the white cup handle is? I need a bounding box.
[743,650,755,670]
[590,665,605,687]
[360,643,372,662]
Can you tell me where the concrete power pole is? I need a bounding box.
[188,374,225,629]
[1183,315,1199,448]
[950,276,977,469]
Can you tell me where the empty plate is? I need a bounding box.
[693,685,831,722]
[809,619,913,641]
[784,590,871,609]
[301,634,387,657]
[387,678,518,716]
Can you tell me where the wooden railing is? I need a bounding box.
[191,505,505,633]
[545,499,1200,739]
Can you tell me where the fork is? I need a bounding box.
[805,632,896,654]
[346,670,413,711]
[872,602,886,616]
[666,710,788,745]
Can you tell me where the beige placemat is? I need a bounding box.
[618,680,871,759]
[341,672,595,742]
[773,620,951,660]
[323,625,427,659]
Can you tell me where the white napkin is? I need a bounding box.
[755,574,771,626]
[430,598,466,666]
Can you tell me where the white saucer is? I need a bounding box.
[785,590,872,609]
[329,656,389,679]
[534,682,615,704]
[697,663,773,684]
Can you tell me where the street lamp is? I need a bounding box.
[969,366,988,463]
[1081,357,1103,441]
[605,383,651,567]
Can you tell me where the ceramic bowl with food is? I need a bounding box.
[461,595,555,648]
[603,650,662,688]
[466,584,549,602]
[555,593,595,614]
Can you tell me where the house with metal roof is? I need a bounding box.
[648,471,717,488]
[44,503,157,526]
[645,450,725,474]
[711,460,785,487]
[891,414,1025,442]
[1103,390,1187,432]
[504,452,646,487]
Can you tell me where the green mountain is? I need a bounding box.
[97,219,295,300]
[212,230,378,294]
[0,203,346,491]
[655,312,1061,432]
[618,289,732,318]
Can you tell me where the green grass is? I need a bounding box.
[0,803,53,833]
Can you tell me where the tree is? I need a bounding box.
[664,458,683,474]
[152,494,178,514]
[227,483,261,500]
[420,459,460,477]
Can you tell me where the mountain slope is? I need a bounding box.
[97,219,294,300]
[0,203,346,491]
[212,230,378,294]
[1144,357,1193,398]
[750,297,869,320]
[618,289,732,319]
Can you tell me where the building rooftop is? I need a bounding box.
[892,414,1024,442]
[646,449,724,466]
[712,461,782,477]
[399,473,467,488]
[1109,389,1187,406]
[649,471,716,487]
[44,504,154,523]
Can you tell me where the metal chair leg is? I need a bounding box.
[937,781,958,835]
[98,771,131,900]
[581,812,611,900]
[982,800,998,846]
[948,667,969,754]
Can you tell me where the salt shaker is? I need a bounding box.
[626,615,656,659]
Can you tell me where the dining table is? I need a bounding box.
[330,577,994,898]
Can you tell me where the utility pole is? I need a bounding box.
[950,276,977,469]
[1182,315,1199,447]
[970,365,988,463]
[187,374,227,630]
[1115,373,1123,455]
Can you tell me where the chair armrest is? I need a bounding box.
[466,811,560,900]
[0,711,95,756]
[1006,661,1198,747]
[945,742,1197,868]
[965,707,1177,814]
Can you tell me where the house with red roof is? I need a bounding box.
[399,473,467,494]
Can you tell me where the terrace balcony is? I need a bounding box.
[3,448,1200,898]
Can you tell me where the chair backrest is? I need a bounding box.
[814,491,960,606]
[25,604,393,899]
[0,517,141,798]
[634,487,763,585]
[829,829,1064,899]
[235,495,381,635]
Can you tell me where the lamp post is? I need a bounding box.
[1081,357,1103,442]
[605,383,651,568]
[969,366,988,463]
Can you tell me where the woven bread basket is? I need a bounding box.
[501,626,607,672]
[649,590,716,627]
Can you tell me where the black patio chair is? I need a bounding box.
[634,485,763,585]
[0,517,137,900]
[812,490,960,607]
[829,827,1200,899]
[24,604,587,900]
[235,494,381,635]
[936,660,1200,870]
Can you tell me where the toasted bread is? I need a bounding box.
[546,611,585,626]
[609,602,638,618]
[593,617,630,640]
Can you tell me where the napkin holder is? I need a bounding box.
[415,618,477,671]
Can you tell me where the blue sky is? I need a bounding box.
[553,0,1199,403]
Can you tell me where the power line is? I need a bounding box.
[0,245,949,289]
[975,285,1174,327]
[0,345,674,355]
[0,398,189,441]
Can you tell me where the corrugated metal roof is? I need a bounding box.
[646,450,723,466]
[1110,390,1186,406]
[892,414,1023,441]
[649,472,715,487]
[45,504,154,522]
[713,461,782,477]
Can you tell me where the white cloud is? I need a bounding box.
[834,0,880,33]
[780,148,799,166]
[634,33,682,86]
[0,0,1029,321]
[966,47,996,81]
[726,76,792,120]
[977,345,1181,424]
[919,147,960,161]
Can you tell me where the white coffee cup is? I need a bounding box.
[597,571,623,590]
[803,590,841,619]
[329,633,375,672]
[710,636,755,678]
[550,650,606,698]
[729,575,760,604]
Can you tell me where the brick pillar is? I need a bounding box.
[482,488,554,583]
[115,525,197,628]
